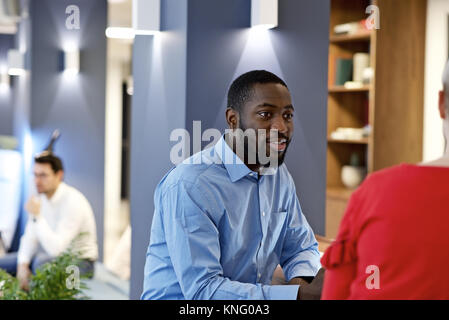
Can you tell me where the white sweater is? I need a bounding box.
[17,182,98,264]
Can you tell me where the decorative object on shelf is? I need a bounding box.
[333,19,369,35]
[330,125,371,141]
[335,58,352,86]
[353,52,370,83]
[343,81,364,89]
[362,67,374,84]
[341,153,366,189]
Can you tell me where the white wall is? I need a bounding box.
[104,38,131,263]
[423,0,449,161]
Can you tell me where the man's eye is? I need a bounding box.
[258,112,271,119]
[284,113,294,120]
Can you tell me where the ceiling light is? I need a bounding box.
[251,0,278,30]
[105,27,135,40]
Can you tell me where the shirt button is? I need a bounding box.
[258,273,261,279]
[262,211,265,217]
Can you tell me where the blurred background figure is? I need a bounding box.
[0,144,98,291]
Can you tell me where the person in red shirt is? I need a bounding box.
[320,60,449,300]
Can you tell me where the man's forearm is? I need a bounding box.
[17,263,30,272]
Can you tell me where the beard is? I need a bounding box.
[238,119,291,168]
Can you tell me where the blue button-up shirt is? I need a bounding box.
[141,135,321,300]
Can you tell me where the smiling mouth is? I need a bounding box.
[268,139,287,152]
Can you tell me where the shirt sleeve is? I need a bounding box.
[160,181,300,300]
[280,191,321,281]
[17,218,39,264]
[320,189,361,300]
[33,197,83,257]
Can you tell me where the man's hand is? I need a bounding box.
[288,277,311,287]
[17,264,31,291]
[25,196,41,218]
[297,268,325,300]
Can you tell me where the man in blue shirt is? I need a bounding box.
[142,70,324,300]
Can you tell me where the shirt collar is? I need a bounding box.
[48,182,66,204]
[214,135,254,182]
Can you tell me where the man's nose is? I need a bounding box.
[270,116,288,134]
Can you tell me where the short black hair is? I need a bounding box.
[227,70,288,112]
[34,153,64,173]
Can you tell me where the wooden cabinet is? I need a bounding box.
[325,0,427,239]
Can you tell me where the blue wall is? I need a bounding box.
[28,0,107,259]
[185,0,329,234]
[130,0,188,299]
[130,0,329,299]
[0,35,15,136]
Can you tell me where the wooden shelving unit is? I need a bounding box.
[325,0,426,239]
[327,137,369,145]
[328,85,370,93]
[329,30,372,43]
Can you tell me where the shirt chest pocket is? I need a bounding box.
[262,211,288,256]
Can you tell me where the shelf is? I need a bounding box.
[328,137,369,145]
[328,85,370,93]
[329,30,372,43]
[326,186,355,200]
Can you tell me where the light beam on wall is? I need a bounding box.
[0,72,10,89]
[251,0,278,30]
[132,0,160,35]
[7,49,25,76]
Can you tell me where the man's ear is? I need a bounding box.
[225,107,239,129]
[57,170,64,181]
[439,90,447,119]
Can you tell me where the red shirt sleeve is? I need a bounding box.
[321,188,362,300]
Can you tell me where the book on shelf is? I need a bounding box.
[333,19,370,35]
[335,58,353,86]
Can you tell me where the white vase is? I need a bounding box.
[341,165,366,189]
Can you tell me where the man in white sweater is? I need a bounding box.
[0,153,98,290]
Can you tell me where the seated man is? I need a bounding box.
[142,70,324,300]
[0,152,98,291]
